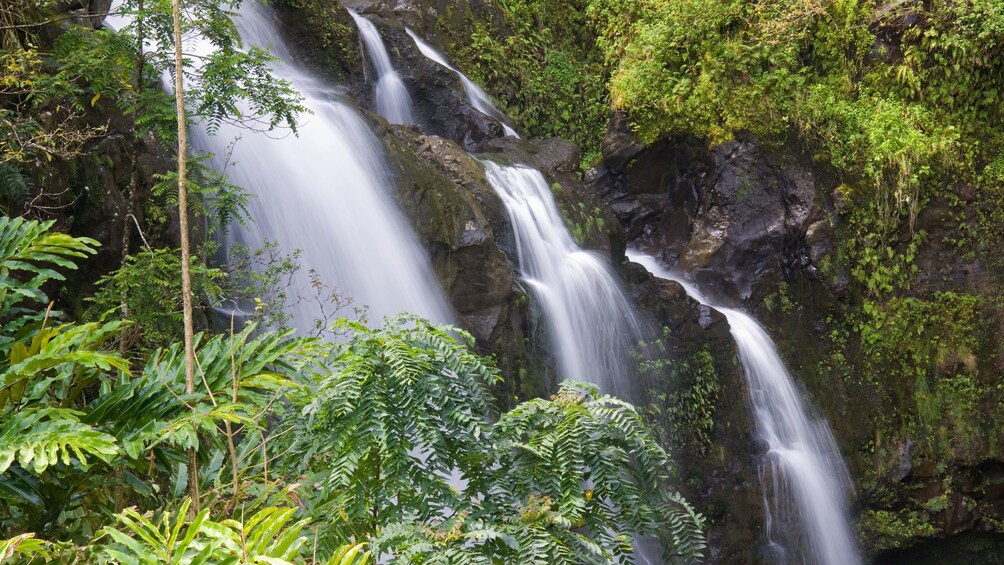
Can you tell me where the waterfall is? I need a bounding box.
[348,11,416,125]
[482,161,640,397]
[194,1,452,329]
[627,251,861,565]
[404,28,519,138]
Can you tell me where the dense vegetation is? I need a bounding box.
[462,0,1003,285]
[7,0,1004,559]
[0,219,705,563]
[0,1,708,562]
[448,0,1004,557]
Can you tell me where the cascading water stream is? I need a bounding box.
[348,11,416,125]
[482,161,640,397]
[111,0,453,329]
[404,28,519,138]
[214,1,452,328]
[627,250,861,565]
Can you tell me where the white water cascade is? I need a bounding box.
[198,2,453,329]
[627,251,860,565]
[404,28,519,138]
[482,161,640,396]
[348,11,416,125]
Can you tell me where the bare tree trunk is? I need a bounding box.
[171,0,199,512]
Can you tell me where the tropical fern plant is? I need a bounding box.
[284,315,499,552]
[491,380,707,563]
[283,317,705,564]
[369,380,707,565]
[0,217,704,564]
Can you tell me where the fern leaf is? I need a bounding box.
[0,407,118,473]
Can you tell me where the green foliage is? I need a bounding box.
[217,241,303,331]
[844,210,925,297]
[0,221,703,564]
[87,248,225,354]
[113,0,307,136]
[152,150,253,236]
[642,345,721,457]
[853,291,997,460]
[1,43,109,169]
[0,217,131,538]
[0,216,97,346]
[284,315,705,563]
[0,407,118,475]
[582,0,1003,295]
[2,0,304,229]
[0,164,29,216]
[0,533,50,563]
[94,499,310,564]
[285,315,498,550]
[493,381,706,563]
[563,203,607,247]
[447,0,609,164]
[858,509,937,556]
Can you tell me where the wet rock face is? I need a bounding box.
[55,0,111,28]
[277,0,513,151]
[403,55,505,151]
[377,126,513,334]
[593,133,831,305]
[913,193,992,296]
[372,123,554,402]
[21,108,174,315]
[622,260,762,563]
[273,0,363,86]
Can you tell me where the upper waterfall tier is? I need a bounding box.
[201,0,453,328]
[406,28,519,138]
[348,11,416,125]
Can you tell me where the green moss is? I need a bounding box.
[638,335,721,457]
[860,509,937,556]
[272,0,358,82]
[444,0,610,163]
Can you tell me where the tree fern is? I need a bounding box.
[491,380,706,564]
[284,315,499,551]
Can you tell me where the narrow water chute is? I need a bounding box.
[405,28,519,138]
[348,11,416,125]
[483,161,641,396]
[627,250,861,565]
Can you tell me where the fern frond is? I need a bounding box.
[0,407,118,474]
[95,501,311,564]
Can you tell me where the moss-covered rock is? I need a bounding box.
[271,0,361,86]
[601,122,1004,559]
